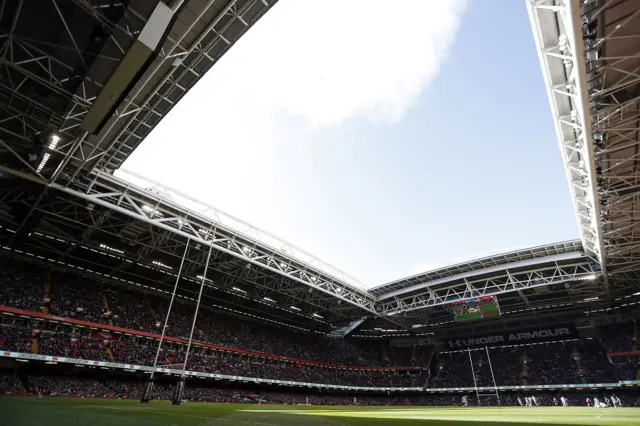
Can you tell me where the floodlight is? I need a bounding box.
[49,134,61,149]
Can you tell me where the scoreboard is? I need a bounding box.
[451,296,501,322]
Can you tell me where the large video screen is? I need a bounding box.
[451,296,501,322]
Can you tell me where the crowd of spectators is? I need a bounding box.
[579,341,618,383]
[429,340,626,388]
[0,374,23,394]
[0,267,428,368]
[1,323,425,388]
[615,363,639,381]
[0,265,637,391]
[39,331,112,363]
[0,267,43,313]
[600,323,637,353]
[1,375,441,403]
[599,322,638,383]
[4,374,639,407]
[0,321,632,389]
[485,347,521,386]
[1,325,618,389]
[522,344,580,385]
[187,352,423,387]
[432,352,474,388]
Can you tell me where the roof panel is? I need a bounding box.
[369,240,585,296]
[93,0,279,172]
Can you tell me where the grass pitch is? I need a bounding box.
[0,397,638,425]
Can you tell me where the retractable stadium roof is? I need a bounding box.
[364,241,617,333]
[365,0,640,331]
[527,0,640,306]
[1,0,640,337]
[0,0,404,335]
[0,0,279,181]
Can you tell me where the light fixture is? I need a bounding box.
[290,306,301,311]
[263,297,275,303]
[153,260,171,269]
[141,204,163,217]
[558,34,568,53]
[99,244,124,254]
[312,313,323,318]
[36,153,51,172]
[232,287,247,294]
[49,134,61,150]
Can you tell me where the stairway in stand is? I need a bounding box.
[103,292,114,326]
[521,350,528,386]
[573,349,587,384]
[381,344,391,368]
[43,271,52,315]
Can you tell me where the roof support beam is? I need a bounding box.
[0,165,379,317]
[379,261,601,315]
[378,252,587,300]
[65,0,279,178]
[527,0,609,299]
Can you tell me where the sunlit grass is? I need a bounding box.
[1,396,638,426]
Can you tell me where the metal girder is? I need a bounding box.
[118,168,371,292]
[82,171,375,302]
[576,0,640,279]
[378,261,601,315]
[370,240,585,297]
[0,203,371,330]
[4,167,627,330]
[198,261,357,323]
[527,0,609,298]
[0,0,279,183]
[0,229,329,331]
[377,251,588,301]
[68,0,280,179]
[0,179,376,329]
[0,0,154,178]
[0,168,378,317]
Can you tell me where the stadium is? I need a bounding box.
[0,0,639,425]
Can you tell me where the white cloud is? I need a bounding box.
[222,0,468,128]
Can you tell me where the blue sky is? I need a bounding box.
[121,0,578,288]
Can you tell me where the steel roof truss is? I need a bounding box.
[379,261,601,315]
[527,0,609,297]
